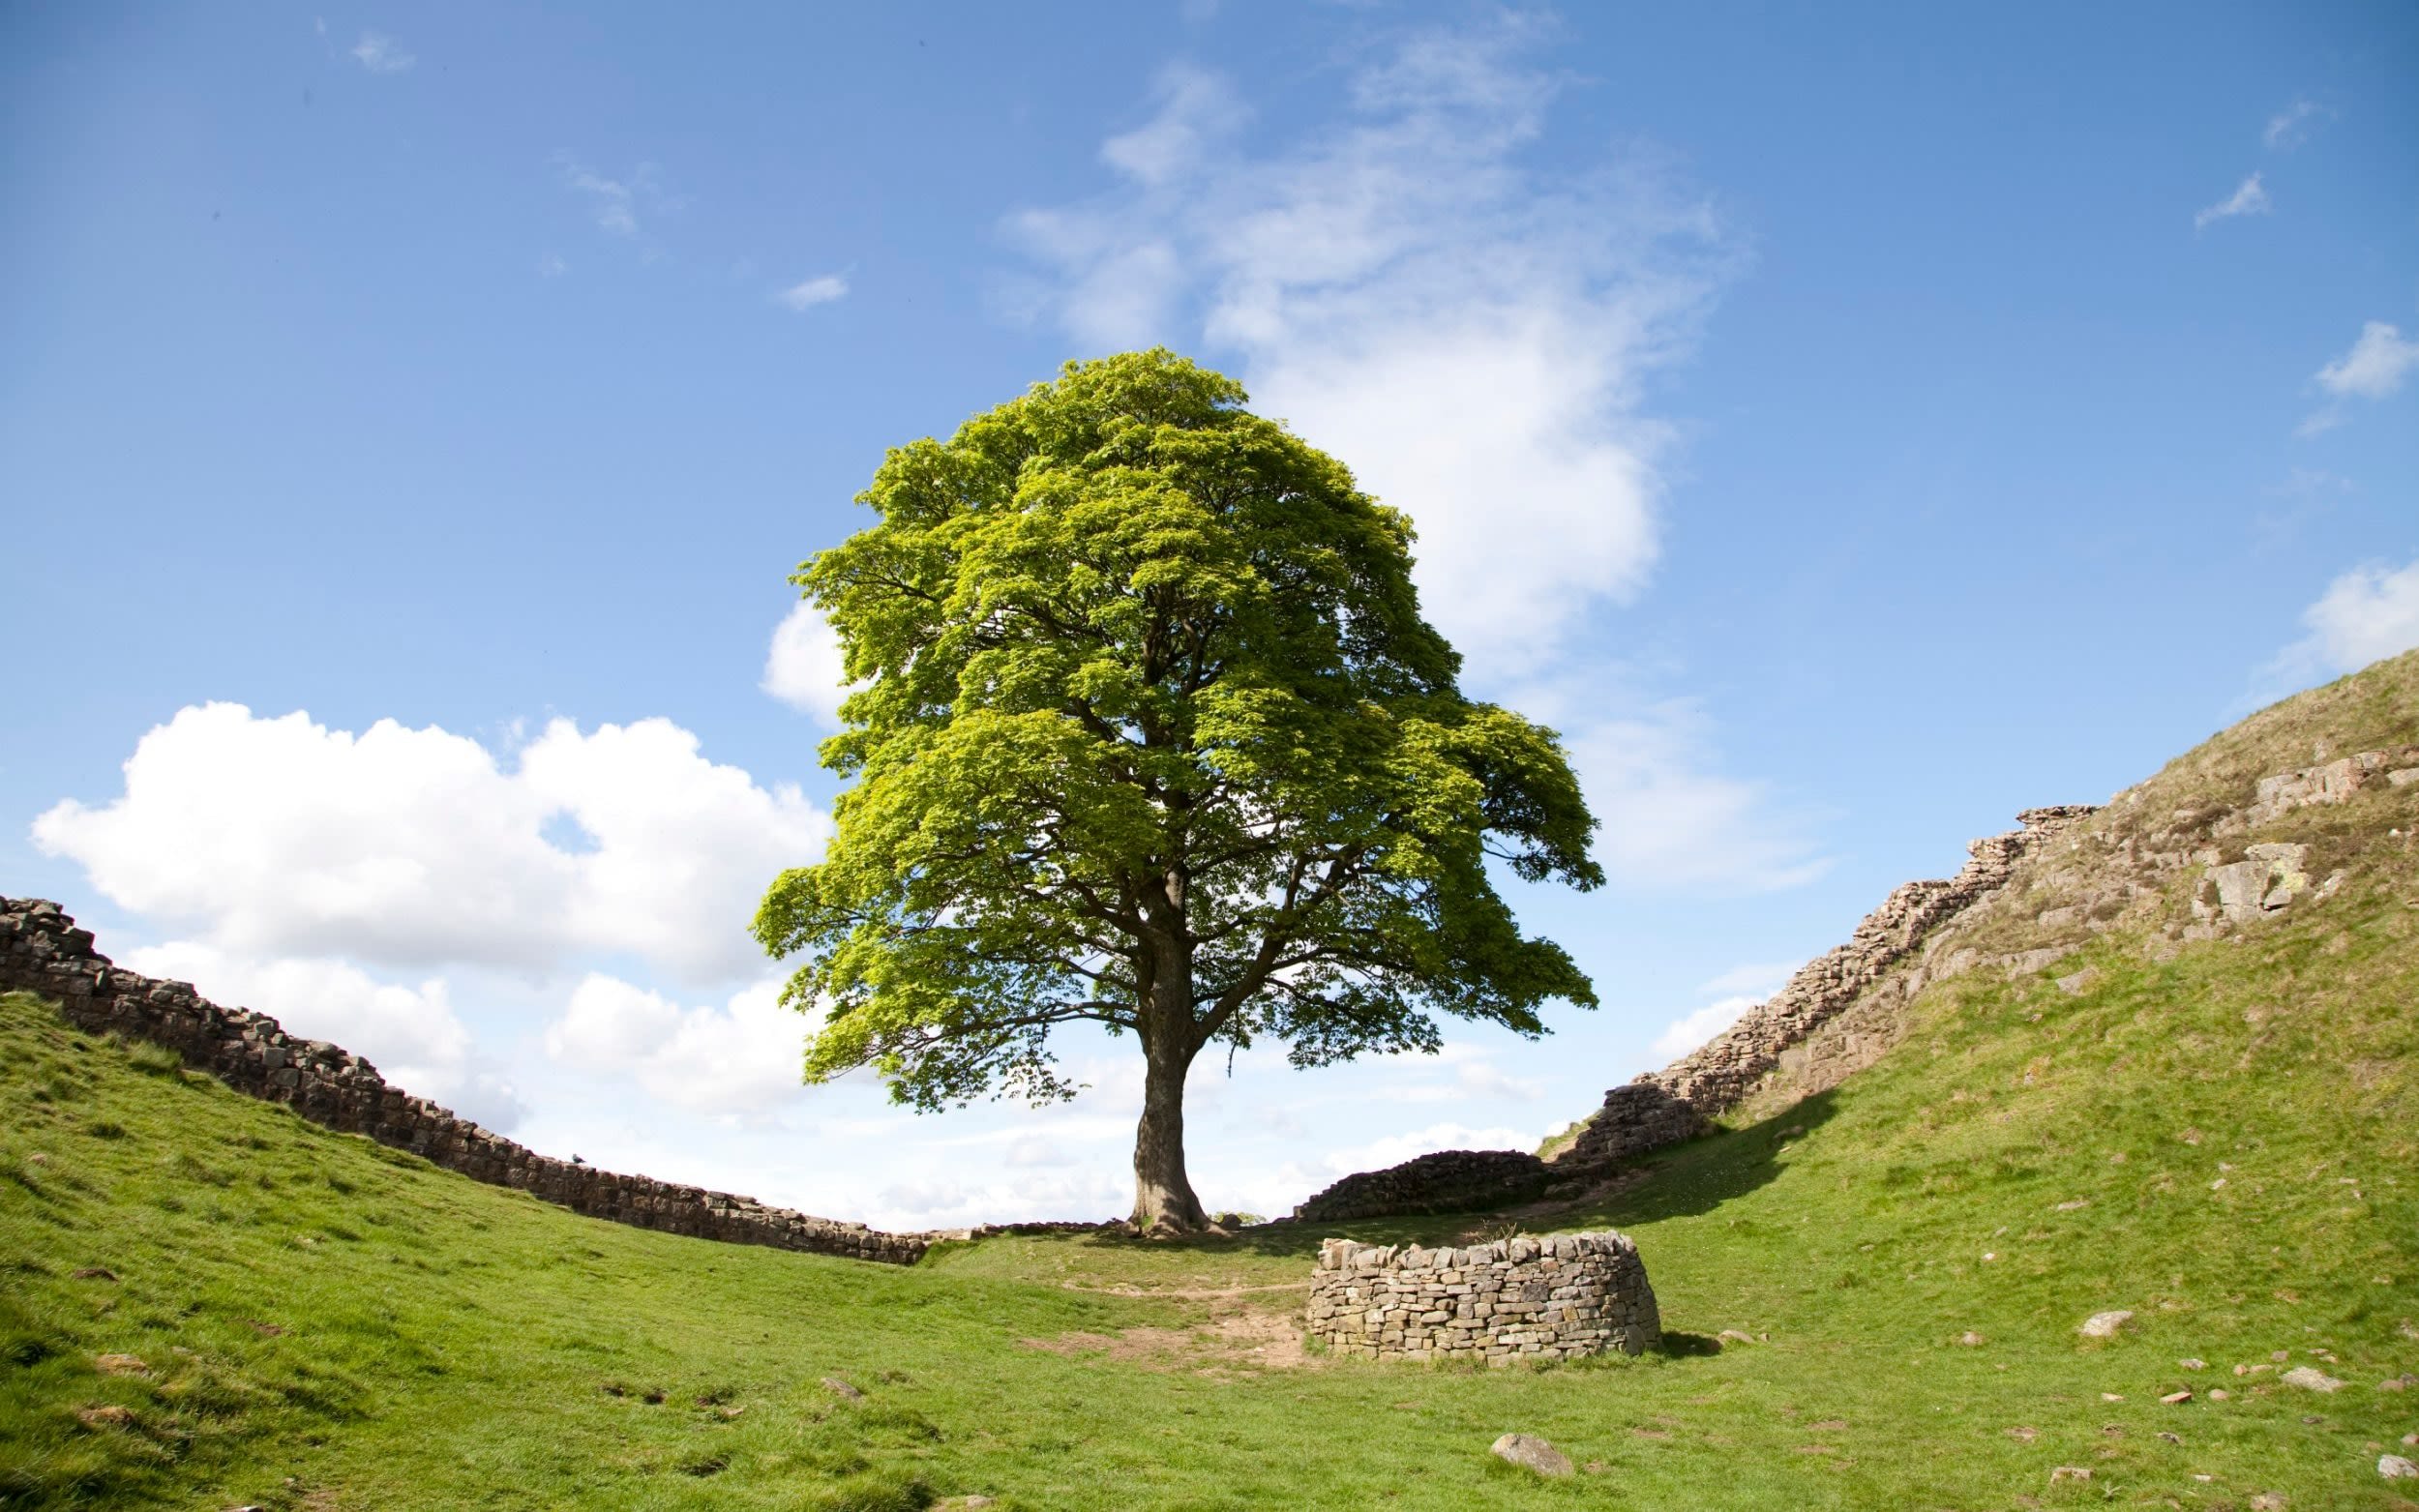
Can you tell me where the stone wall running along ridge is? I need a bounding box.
[0,896,936,1265]
[1549,805,2098,1172]
[1291,1147,1549,1224]
[1308,1231,1659,1364]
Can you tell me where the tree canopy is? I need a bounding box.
[755,349,1602,1230]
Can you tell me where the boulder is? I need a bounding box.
[1491,1433,1574,1478]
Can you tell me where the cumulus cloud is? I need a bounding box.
[121,940,525,1131]
[349,32,415,74]
[1004,16,1733,673]
[1650,993,1761,1062]
[2263,557,2419,687]
[762,601,855,725]
[2314,321,2419,401]
[32,703,829,985]
[544,974,816,1114]
[1313,1120,1539,1179]
[776,274,850,311]
[2194,172,2270,229]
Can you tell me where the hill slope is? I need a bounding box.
[4,654,2418,1509]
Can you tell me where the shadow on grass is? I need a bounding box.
[1656,1330,1723,1357]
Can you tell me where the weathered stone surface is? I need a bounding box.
[2078,1310,2134,1338]
[1490,1433,1574,1477]
[2381,1454,2418,1480]
[0,897,942,1267]
[1293,1148,1548,1224]
[1308,1230,1657,1365]
[2280,1365,2344,1392]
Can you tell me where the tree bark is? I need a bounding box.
[1130,1033,1209,1230]
[1130,917,1209,1231]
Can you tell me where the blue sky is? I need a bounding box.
[5,2,2416,1228]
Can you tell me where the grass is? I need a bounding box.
[4,659,2417,1509]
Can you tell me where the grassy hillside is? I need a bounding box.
[5,657,2417,1509]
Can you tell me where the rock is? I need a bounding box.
[1490,1433,1574,1478]
[2159,1389,2191,1404]
[2049,1466,2092,1483]
[2208,1388,2229,1401]
[75,1405,131,1428]
[2249,1496,2285,1511]
[2380,1455,2418,1480]
[2280,1366,2343,1392]
[1718,1329,1757,1346]
[1956,1331,1985,1347]
[2078,1310,2134,1338]
[821,1376,865,1402]
[2158,1431,2181,1443]
[92,1354,148,1377]
[2178,1357,2205,1370]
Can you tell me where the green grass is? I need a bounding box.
[5,661,2418,1509]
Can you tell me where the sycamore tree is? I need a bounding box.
[755,349,1602,1231]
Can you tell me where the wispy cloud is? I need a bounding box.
[2194,172,2269,230]
[775,273,850,311]
[536,253,567,279]
[350,31,416,74]
[2263,98,2329,151]
[1003,15,1736,674]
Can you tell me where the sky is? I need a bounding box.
[4,2,2416,1230]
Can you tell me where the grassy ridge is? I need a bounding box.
[4,664,2417,1508]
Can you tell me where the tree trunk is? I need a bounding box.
[1130,1032,1209,1230]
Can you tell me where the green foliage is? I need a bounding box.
[758,350,1600,1125]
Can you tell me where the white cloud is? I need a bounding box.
[2266,557,2419,684]
[537,253,566,279]
[1650,993,1760,1062]
[544,974,815,1114]
[1698,961,1798,997]
[1100,65,1249,186]
[1004,15,1733,673]
[32,703,829,986]
[762,601,855,725]
[2263,99,2327,150]
[776,274,850,311]
[2314,321,2419,400]
[120,940,525,1131]
[1563,701,1830,894]
[349,32,415,74]
[2194,172,2269,229]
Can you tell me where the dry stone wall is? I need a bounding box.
[1308,1231,1658,1364]
[1550,805,2098,1171]
[0,896,937,1265]
[1292,1148,1548,1223]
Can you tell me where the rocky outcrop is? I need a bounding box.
[0,897,938,1265]
[1550,805,2099,1171]
[1307,1230,1658,1364]
[1291,1148,1548,1223]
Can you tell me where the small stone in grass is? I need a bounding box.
[1491,1433,1574,1478]
[2281,1366,2344,1393]
[2378,1455,2417,1480]
[2249,1495,2285,1511]
[2049,1466,2091,1483]
[1718,1329,1756,1346]
[2079,1310,2134,1338]
[2162,1390,2193,1405]
[1956,1331,1985,1347]
[2159,1431,2181,1443]
[2102,1393,2125,1403]
[2178,1357,2206,1370]
[2208,1389,2230,1401]
[821,1377,865,1402]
